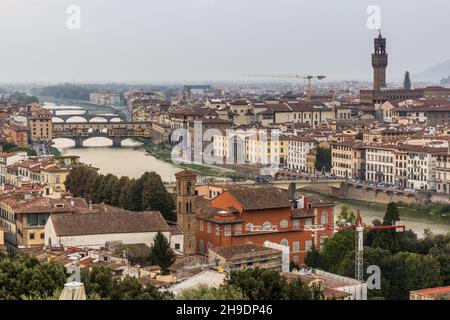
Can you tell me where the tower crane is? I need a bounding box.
[243,74,326,100]
[340,210,406,281]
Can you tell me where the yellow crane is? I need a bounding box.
[243,74,326,100]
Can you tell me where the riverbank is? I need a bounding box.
[136,138,249,179]
[302,189,450,236]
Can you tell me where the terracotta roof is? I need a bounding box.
[227,188,292,211]
[175,169,197,179]
[50,205,171,236]
[210,244,281,261]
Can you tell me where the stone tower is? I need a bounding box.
[175,169,197,255]
[372,30,388,91]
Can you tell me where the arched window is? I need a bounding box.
[262,221,272,230]
[280,220,289,229]
[280,239,289,247]
[245,223,254,232]
[187,182,192,195]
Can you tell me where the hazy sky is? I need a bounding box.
[0,0,449,83]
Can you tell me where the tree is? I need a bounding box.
[64,166,98,200]
[319,230,355,272]
[337,247,391,299]
[403,71,411,90]
[177,284,246,300]
[226,268,314,300]
[82,266,114,299]
[149,232,176,275]
[315,147,331,173]
[82,266,172,300]
[65,169,175,219]
[371,203,401,252]
[226,268,288,300]
[304,247,325,269]
[381,252,442,300]
[0,253,66,300]
[141,172,176,221]
[111,176,131,207]
[284,278,314,300]
[336,205,356,226]
[383,202,401,225]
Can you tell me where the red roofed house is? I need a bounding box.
[175,170,336,264]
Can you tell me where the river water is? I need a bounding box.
[53,138,181,183]
[50,103,450,237]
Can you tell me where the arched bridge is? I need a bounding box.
[51,110,123,123]
[164,179,345,194]
[52,122,152,148]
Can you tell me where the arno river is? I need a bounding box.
[50,103,450,237]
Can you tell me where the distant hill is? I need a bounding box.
[416,59,450,82]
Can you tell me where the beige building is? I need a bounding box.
[28,106,53,143]
[331,141,366,180]
[287,136,317,172]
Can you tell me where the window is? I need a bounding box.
[245,223,254,232]
[293,241,300,253]
[207,222,211,234]
[235,224,242,235]
[199,240,204,254]
[293,220,300,230]
[280,239,289,247]
[175,243,180,250]
[224,225,231,236]
[29,233,35,240]
[40,233,45,239]
[305,240,313,252]
[215,224,220,236]
[280,219,289,229]
[263,221,272,230]
[321,211,328,224]
[293,255,299,264]
[199,220,204,232]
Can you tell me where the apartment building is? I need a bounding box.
[27,106,53,143]
[287,136,317,172]
[365,145,396,184]
[436,151,450,194]
[331,141,365,179]
[404,146,437,190]
[0,152,25,184]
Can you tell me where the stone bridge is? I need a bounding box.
[52,121,152,148]
[164,179,345,194]
[51,110,123,123]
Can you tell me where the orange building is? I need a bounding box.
[194,187,336,264]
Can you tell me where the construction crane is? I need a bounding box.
[351,210,406,281]
[243,74,326,100]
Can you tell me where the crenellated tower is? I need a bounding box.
[372,30,388,91]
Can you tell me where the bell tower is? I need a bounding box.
[175,169,197,255]
[372,30,388,91]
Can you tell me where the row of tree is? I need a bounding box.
[64,167,176,221]
[0,252,322,300]
[34,84,91,101]
[305,203,450,299]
